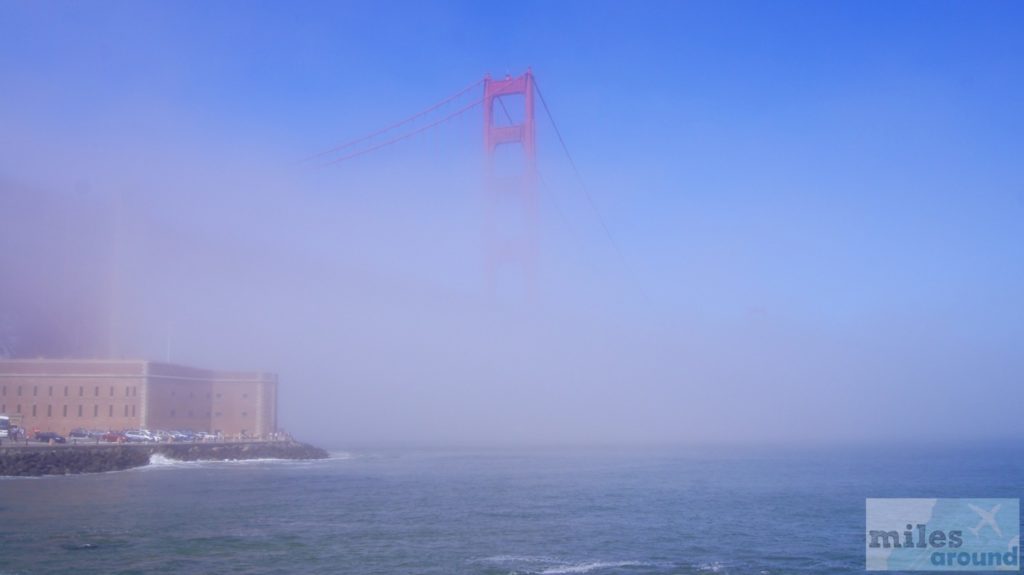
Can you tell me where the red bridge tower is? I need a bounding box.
[483,70,537,296]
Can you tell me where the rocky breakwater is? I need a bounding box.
[152,441,329,462]
[0,441,329,477]
[0,444,151,476]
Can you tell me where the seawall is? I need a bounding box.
[0,441,329,477]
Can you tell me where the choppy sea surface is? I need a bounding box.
[1,443,1021,574]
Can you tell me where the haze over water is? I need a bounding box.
[2,1,1023,449]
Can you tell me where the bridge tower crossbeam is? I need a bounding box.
[483,70,538,295]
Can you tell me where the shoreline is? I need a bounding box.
[0,440,329,477]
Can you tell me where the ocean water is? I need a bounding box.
[1,443,1021,574]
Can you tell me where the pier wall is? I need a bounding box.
[0,441,328,476]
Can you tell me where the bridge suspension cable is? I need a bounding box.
[313,98,483,168]
[306,78,484,165]
[533,78,652,306]
[533,79,618,249]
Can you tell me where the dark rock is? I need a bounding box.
[0,441,328,477]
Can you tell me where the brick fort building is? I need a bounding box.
[0,359,278,437]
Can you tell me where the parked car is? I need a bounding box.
[69,428,89,439]
[34,431,66,443]
[102,431,126,443]
[123,430,153,443]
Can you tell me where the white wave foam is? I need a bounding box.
[473,555,652,574]
[148,453,178,466]
[539,561,649,574]
[145,453,202,468]
[0,474,45,480]
[473,555,561,565]
[142,452,348,470]
[143,453,275,469]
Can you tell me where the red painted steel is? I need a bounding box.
[483,70,538,295]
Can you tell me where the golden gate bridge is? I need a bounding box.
[303,70,621,295]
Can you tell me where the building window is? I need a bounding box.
[32,405,37,416]
[63,405,68,417]
[131,405,136,417]
[1,385,5,396]
[93,405,98,417]
[17,386,22,396]
[124,405,129,417]
[2,404,5,412]
[109,386,114,397]
[48,385,53,396]
[243,393,248,399]
[33,386,38,396]
[242,411,248,417]
[77,405,83,417]
[79,386,83,397]
[94,386,99,397]
[132,387,137,397]
[216,393,222,399]
[170,409,176,418]
[108,405,113,417]
[16,404,21,413]
[125,386,130,397]
[47,405,52,417]
[64,386,68,396]
[215,411,222,417]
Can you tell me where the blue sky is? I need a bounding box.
[1,1,1022,445]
